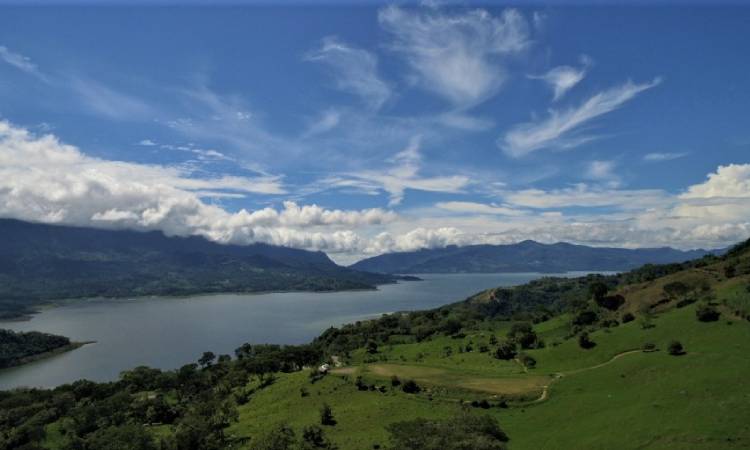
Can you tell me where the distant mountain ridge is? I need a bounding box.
[349,240,720,274]
[0,219,395,319]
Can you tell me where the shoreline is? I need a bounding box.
[0,283,402,323]
[1,341,95,371]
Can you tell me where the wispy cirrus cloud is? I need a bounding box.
[0,45,48,82]
[643,152,688,162]
[500,77,662,157]
[324,136,471,206]
[70,76,158,121]
[435,201,526,216]
[305,36,391,110]
[379,5,530,108]
[528,55,592,101]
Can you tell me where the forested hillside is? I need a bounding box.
[1,238,748,449]
[0,219,396,319]
[350,240,717,274]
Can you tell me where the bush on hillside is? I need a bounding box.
[596,294,625,311]
[668,340,685,356]
[386,414,509,450]
[493,341,517,360]
[402,380,421,394]
[320,404,336,426]
[572,310,598,327]
[622,312,635,323]
[696,305,720,322]
[578,332,596,349]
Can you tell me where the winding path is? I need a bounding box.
[525,349,645,405]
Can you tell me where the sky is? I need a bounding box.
[1,1,749,264]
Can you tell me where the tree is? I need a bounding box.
[199,351,216,368]
[401,380,421,394]
[572,310,598,327]
[588,281,609,302]
[249,424,297,450]
[301,425,338,450]
[488,334,498,345]
[320,404,336,426]
[578,332,595,349]
[596,295,625,311]
[507,322,540,349]
[366,340,379,354]
[668,340,684,356]
[696,304,720,322]
[493,341,517,360]
[386,414,509,450]
[84,424,157,450]
[390,375,401,387]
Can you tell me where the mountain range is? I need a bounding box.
[0,219,395,319]
[349,241,720,274]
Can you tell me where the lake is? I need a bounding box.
[0,272,593,389]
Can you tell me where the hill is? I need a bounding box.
[0,329,84,369]
[0,219,395,320]
[350,240,717,274]
[1,239,748,449]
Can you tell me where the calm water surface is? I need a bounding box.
[0,272,591,389]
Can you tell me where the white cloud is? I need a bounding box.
[529,55,592,101]
[435,201,526,216]
[379,6,530,107]
[326,136,471,205]
[680,163,750,199]
[304,109,341,137]
[138,139,158,146]
[504,184,668,210]
[500,78,661,157]
[0,45,47,82]
[305,37,391,110]
[643,152,688,162]
[70,77,157,121]
[0,120,408,257]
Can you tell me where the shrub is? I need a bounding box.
[390,375,401,387]
[622,312,635,323]
[518,353,536,369]
[578,332,596,349]
[386,414,508,450]
[402,380,421,394]
[642,342,656,352]
[493,341,517,360]
[320,403,336,426]
[596,294,625,311]
[572,310,598,326]
[668,340,684,356]
[696,304,720,322]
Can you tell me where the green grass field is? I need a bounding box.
[228,293,750,450]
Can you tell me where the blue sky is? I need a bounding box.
[1,2,749,262]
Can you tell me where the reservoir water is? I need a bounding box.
[0,272,592,389]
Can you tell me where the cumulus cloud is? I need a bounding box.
[681,164,750,199]
[528,55,592,101]
[379,5,530,107]
[326,136,471,206]
[500,78,661,157]
[0,120,399,255]
[305,37,391,110]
